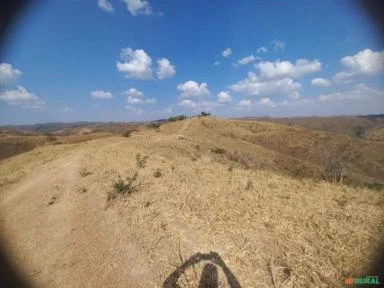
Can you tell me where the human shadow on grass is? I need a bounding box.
[163,251,241,288]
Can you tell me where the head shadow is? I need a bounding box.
[162,251,241,288]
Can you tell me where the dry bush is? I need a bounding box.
[136,153,149,168]
[211,147,226,154]
[122,130,133,137]
[153,168,162,178]
[321,142,350,183]
[79,168,91,177]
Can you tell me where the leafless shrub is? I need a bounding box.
[321,142,351,183]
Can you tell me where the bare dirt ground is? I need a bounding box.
[0,118,383,287]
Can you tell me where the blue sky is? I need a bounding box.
[0,0,383,124]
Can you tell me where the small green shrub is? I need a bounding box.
[147,123,161,129]
[136,153,149,168]
[211,147,226,154]
[112,172,138,194]
[363,182,384,191]
[168,115,186,122]
[228,165,234,172]
[198,111,211,117]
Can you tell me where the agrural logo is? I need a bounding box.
[344,276,380,286]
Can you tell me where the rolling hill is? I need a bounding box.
[0,117,383,287]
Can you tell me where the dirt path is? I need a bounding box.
[0,146,152,287]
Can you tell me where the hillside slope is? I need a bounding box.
[0,117,383,287]
[241,115,384,141]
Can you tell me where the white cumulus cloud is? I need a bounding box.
[341,49,384,74]
[257,59,321,79]
[258,97,275,107]
[127,96,156,104]
[333,49,384,82]
[231,72,301,99]
[156,58,176,79]
[98,0,114,12]
[90,90,113,99]
[257,46,268,54]
[124,88,155,104]
[124,88,144,98]
[0,63,22,85]
[0,86,45,109]
[222,48,232,58]
[117,48,153,80]
[177,81,210,99]
[311,77,331,87]
[318,84,378,102]
[237,99,252,109]
[217,91,232,103]
[237,55,256,65]
[123,0,152,16]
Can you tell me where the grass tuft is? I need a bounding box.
[79,168,92,177]
[245,179,253,190]
[211,147,226,154]
[136,153,149,168]
[112,172,138,195]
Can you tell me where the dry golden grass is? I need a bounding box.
[243,115,384,141]
[0,117,383,287]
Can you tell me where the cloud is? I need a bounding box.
[237,55,256,65]
[177,81,217,111]
[230,84,384,117]
[177,81,210,99]
[257,46,268,54]
[90,90,113,99]
[237,99,252,109]
[257,59,321,79]
[214,61,221,66]
[333,49,384,82]
[271,40,285,52]
[318,84,378,102]
[162,107,173,114]
[127,96,155,104]
[62,106,73,113]
[231,72,301,99]
[332,72,353,83]
[179,99,197,109]
[311,77,331,87]
[117,48,153,80]
[98,0,114,12]
[341,49,384,74]
[0,63,22,85]
[125,105,144,114]
[124,88,155,104]
[123,0,152,16]
[222,48,232,58]
[217,91,232,103]
[0,86,45,109]
[156,58,176,79]
[178,99,217,111]
[124,88,144,98]
[278,84,384,116]
[258,97,275,107]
